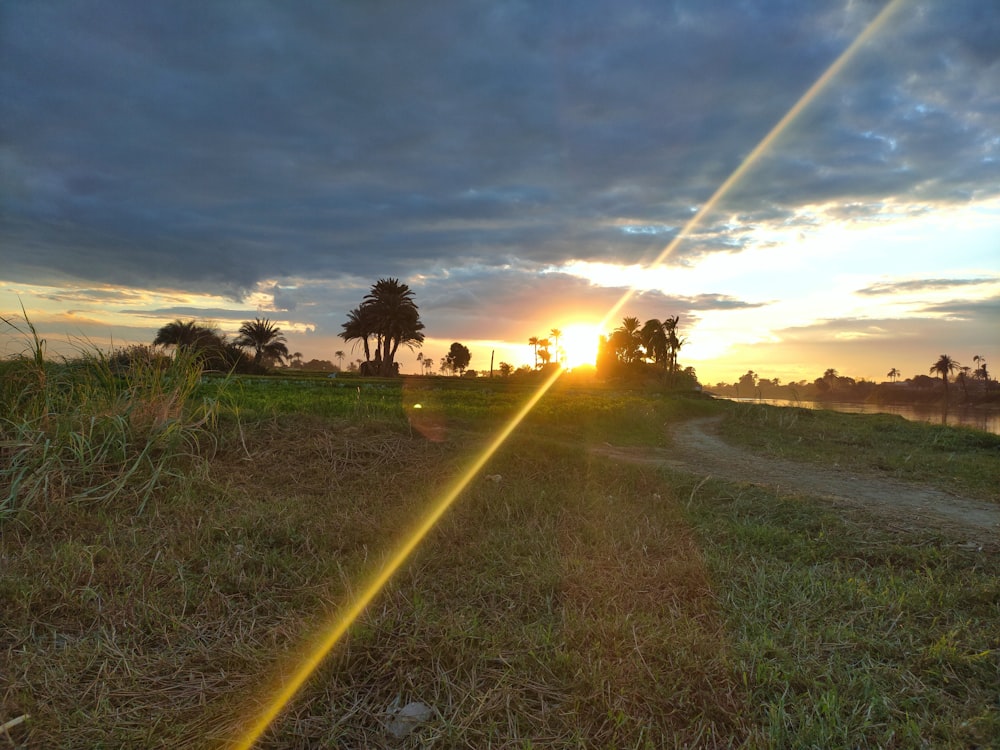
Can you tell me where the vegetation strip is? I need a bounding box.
[3,355,998,746]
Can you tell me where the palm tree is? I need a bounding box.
[611,316,643,365]
[340,306,375,364]
[973,354,988,381]
[549,329,562,364]
[886,367,900,383]
[663,315,682,376]
[235,317,289,367]
[957,366,972,400]
[528,336,540,369]
[366,278,425,376]
[537,338,552,367]
[930,354,959,396]
[335,350,345,370]
[641,319,668,370]
[341,278,425,377]
[153,319,218,352]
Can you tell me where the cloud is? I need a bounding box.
[917,296,1000,320]
[3,0,999,298]
[857,277,999,296]
[715,308,996,383]
[2,0,998,381]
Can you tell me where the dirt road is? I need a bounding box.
[593,417,1000,548]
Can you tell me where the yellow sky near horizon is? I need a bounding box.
[3,194,998,387]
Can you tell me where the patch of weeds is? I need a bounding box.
[1,311,221,517]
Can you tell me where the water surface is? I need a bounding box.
[726,398,1000,436]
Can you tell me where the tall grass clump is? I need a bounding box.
[0,313,221,516]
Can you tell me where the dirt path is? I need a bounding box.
[592,417,1000,548]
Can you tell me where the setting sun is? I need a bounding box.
[558,323,602,369]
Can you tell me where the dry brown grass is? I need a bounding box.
[3,416,750,748]
[7,392,997,748]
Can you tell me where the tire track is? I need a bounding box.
[593,417,1000,547]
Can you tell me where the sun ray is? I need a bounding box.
[232,365,565,749]
[230,2,908,745]
[599,0,908,331]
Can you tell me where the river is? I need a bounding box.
[724,398,1000,436]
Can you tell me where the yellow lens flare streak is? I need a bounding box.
[232,2,907,745]
[233,365,565,749]
[599,0,907,331]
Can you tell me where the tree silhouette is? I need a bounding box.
[663,316,682,376]
[737,370,758,396]
[549,329,562,364]
[973,354,988,381]
[152,319,219,352]
[930,354,959,395]
[528,336,540,369]
[335,350,345,370]
[340,278,425,377]
[641,319,668,369]
[957,366,972,399]
[234,317,289,367]
[537,338,552,367]
[150,319,255,372]
[340,306,375,364]
[445,342,472,375]
[886,367,900,383]
[610,316,642,365]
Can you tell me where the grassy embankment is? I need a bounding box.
[2,359,998,748]
[719,400,1000,501]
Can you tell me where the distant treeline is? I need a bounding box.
[710,365,998,406]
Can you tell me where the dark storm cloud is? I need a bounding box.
[2,0,998,296]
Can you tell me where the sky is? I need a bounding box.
[2,0,998,385]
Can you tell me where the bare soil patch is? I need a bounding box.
[593,417,1000,548]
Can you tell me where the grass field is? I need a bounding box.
[2,366,998,748]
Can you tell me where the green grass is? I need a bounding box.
[678,473,999,748]
[2,377,998,747]
[1,315,220,517]
[718,401,1000,501]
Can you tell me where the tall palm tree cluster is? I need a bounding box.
[601,315,685,378]
[152,317,289,372]
[526,328,563,368]
[339,278,425,377]
[930,353,995,395]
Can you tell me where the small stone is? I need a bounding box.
[386,701,433,739]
